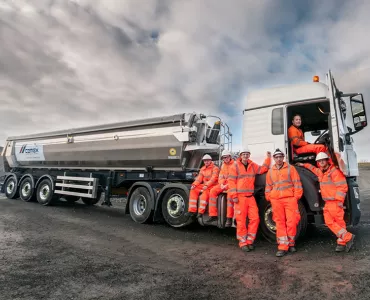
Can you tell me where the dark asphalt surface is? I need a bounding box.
[1,169,370,300]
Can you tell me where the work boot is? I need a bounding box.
[248,244,255,251]
[345,235,355,252]
[225,218,232,227]
[196,213,203,218]
[207,216,218,222]
[185,212,196,217]
[335,245,346,252]
[276,250,287,257]
[288,246,297,253]
[241,246,250,252]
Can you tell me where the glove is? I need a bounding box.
[232,198,238,203]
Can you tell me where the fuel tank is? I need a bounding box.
[2,113,227,171]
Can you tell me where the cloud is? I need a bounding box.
[0,0,369,160]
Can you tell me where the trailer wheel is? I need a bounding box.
[161,189,193,228]
[36,179,56,206]
[259,197,308,244]
[5,176,19,199]
[19,177,35,202]
[129,187,154,224]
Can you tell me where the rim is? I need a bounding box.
[264,206,276,233]
[6,180,15,195]
[39,184,50,201]
[21,182,32,197]
[167,194,185,218]
[133,195,147,216]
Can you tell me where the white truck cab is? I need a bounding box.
[243,70,367,241]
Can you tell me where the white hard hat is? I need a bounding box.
[240,148,250,154]
[315,152,329,161]
[202,154,212,160]
[273,148,285,157]
[221,150,231,157]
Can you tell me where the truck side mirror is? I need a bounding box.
[350,94,367,132]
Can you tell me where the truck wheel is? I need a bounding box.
[161,189,193,228]
[19,178,35,202]
[36,179,56,206]
[5,176,19,199]
[129,187,154,224]
[259,197,308,244]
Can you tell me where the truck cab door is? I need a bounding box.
[326,70,359,177]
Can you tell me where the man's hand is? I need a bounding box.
[232,198,238,203]
[267,151,272,158]
[295,163,303,167]
[221,184,228,190]
[202,185,208,191]
[190,185,196,190]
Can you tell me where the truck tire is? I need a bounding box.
[259,197,308,244]
[19,177,35,202]
[4,176,19,199]
[36,178,57,206]
[129,187,154,224]
[161,188,193,228]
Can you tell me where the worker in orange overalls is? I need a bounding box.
[185,154,219,218]
[265,148,303,257]
[288,114,327,155]
[296,152,355,252]
[207,150,234,225]
[228,148,271,252]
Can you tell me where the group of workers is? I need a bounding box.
[185,114,355,257]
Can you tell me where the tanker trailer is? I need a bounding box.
[0,112,232,228]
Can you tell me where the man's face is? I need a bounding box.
[293,116,302,127]
[317,158,329,169]
[203,159,212,167]
[222,155,231,163]
[240,152,250,162]
[273,155,285,165]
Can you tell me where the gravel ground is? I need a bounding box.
[0,169,370,300]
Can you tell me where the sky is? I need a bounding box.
[0,0,370,161]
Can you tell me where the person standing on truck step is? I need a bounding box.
[296,152,355,253]
[265,148,303,257]
[185,154,220,218]
[288,114,328,156]
[228,148,271,252]
[207,150,235,225]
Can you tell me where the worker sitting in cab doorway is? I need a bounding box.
[207,150,235,225]
[265,148,303,257]
[185,154,219,218]
[296,152,355,253]
[228,148,271,252]
[288,113,328,156]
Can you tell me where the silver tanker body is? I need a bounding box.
[2,113,231,172]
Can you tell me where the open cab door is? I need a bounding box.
[326,70,368,176]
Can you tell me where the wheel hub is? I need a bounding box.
[6,181,15,194]
[21,182,31,197]
[39,184,50,201]
[264,207,276,232]
[133,195,147,216]
[167,194,185,218]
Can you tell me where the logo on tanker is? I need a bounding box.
[19,144,39,154]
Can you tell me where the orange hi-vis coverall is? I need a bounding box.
[209,159,235,217]
[288,125,326,155]
[188,162,219,214]
[265,163,303,251]
[228,157,271,248]
[302,163,352,246]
